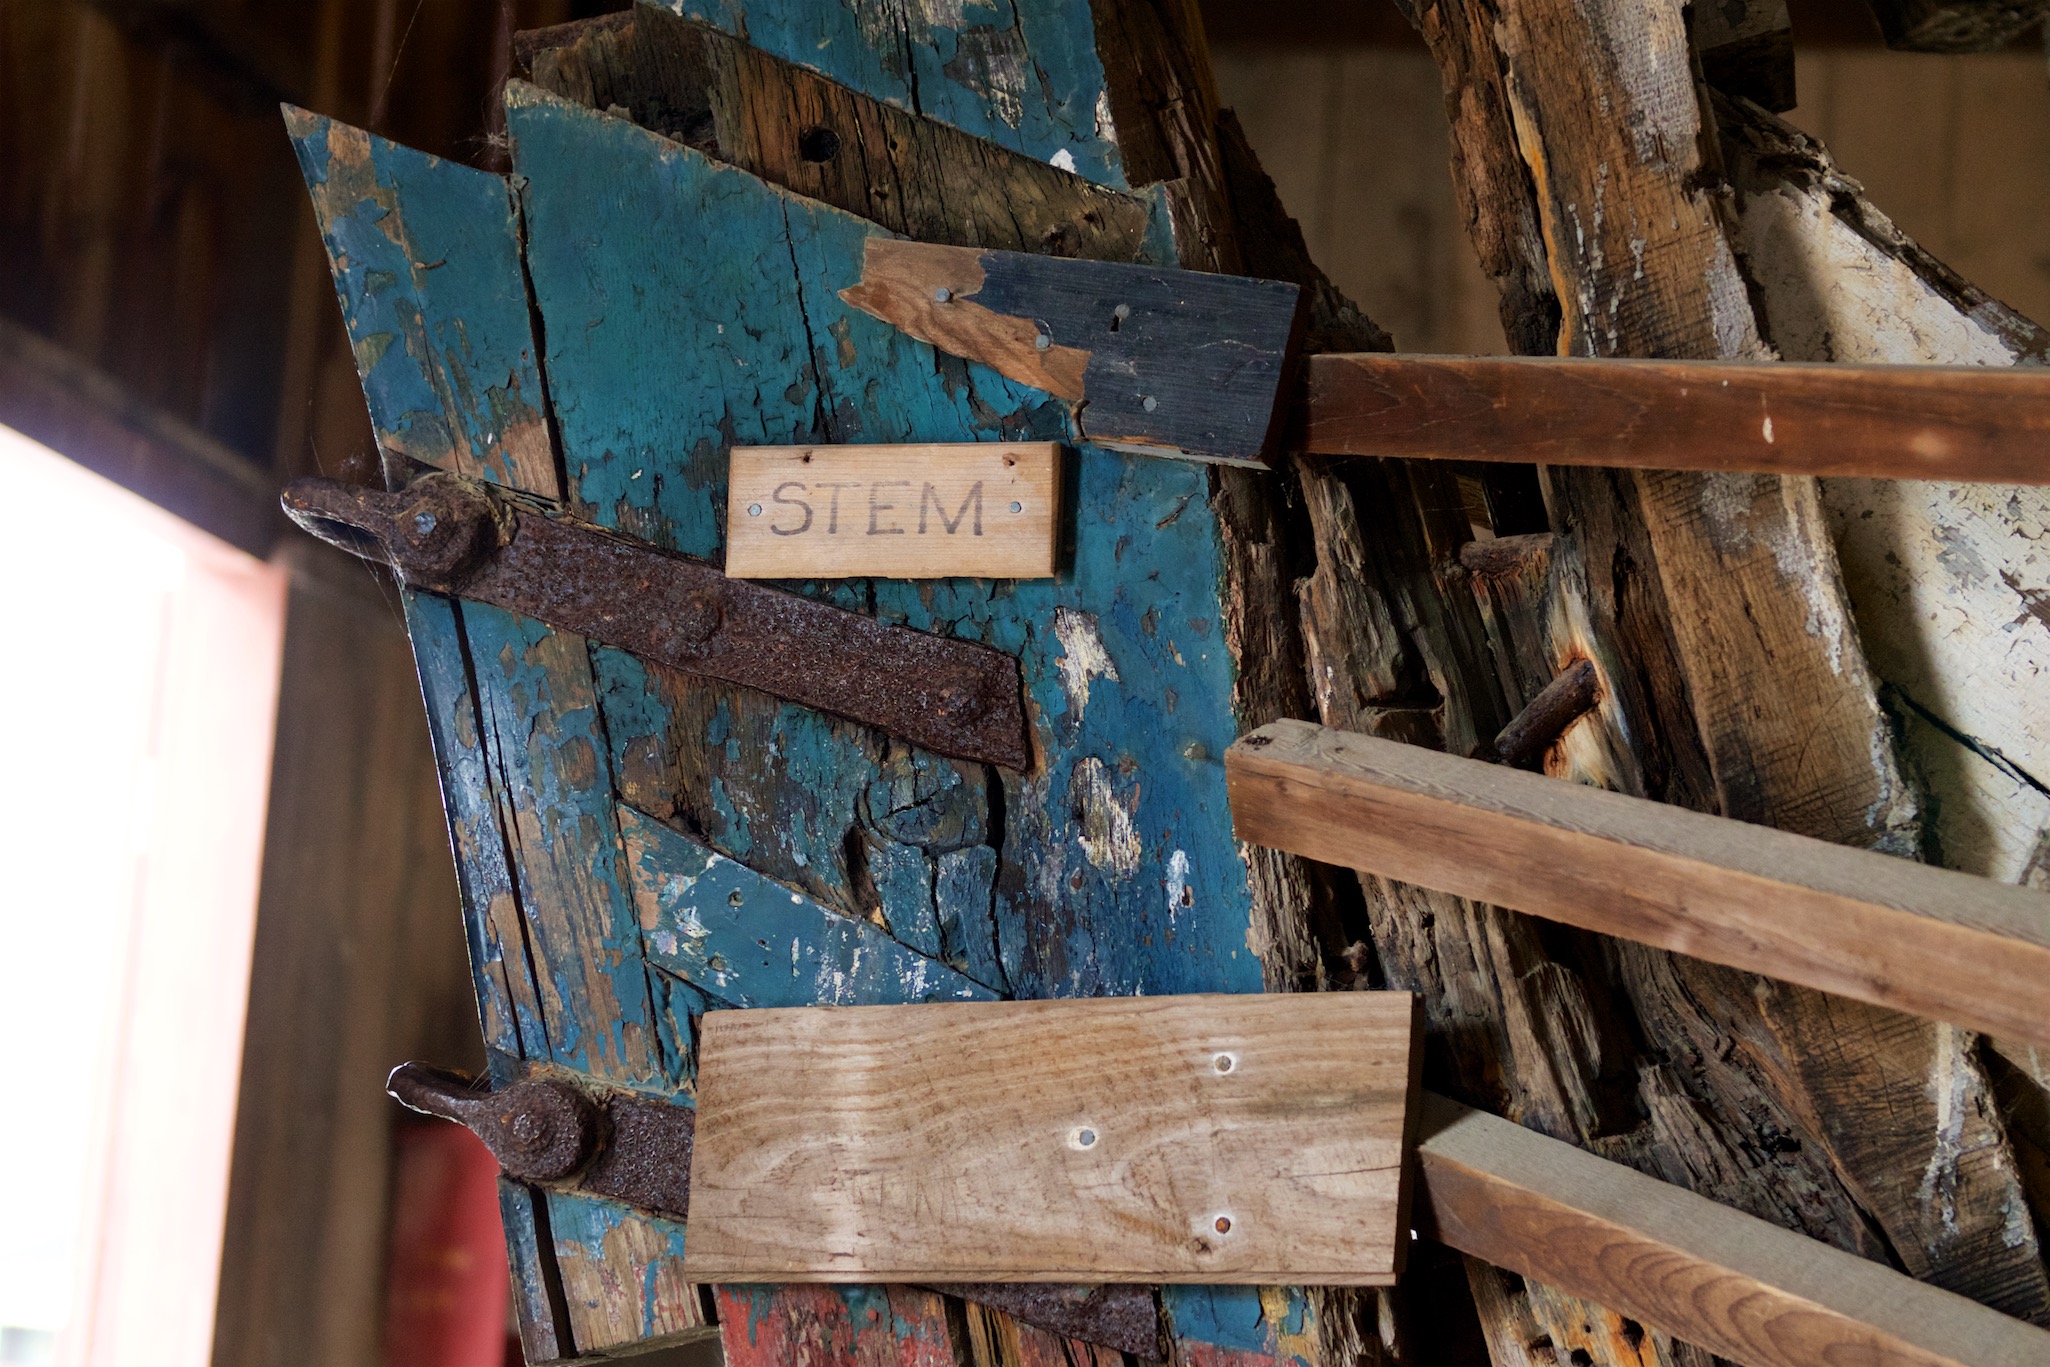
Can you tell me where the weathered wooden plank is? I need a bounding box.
[518,3,1155,263]
[1227,720,2050,1047]
[1301,353,2050,485]
[1417,1092,2050,1367]
[289,113,702,1360]
[284,106,555,494]
[839,239,1303,466]
[661,0,1128,188]
[724,442,1061,580]
[713,1284,962,1367]
[1406,0,2050,1332]
[685,995,1420,1284]
[619,804,999,1006]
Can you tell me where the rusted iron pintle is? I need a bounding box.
[283,473,1029,769]
[387,1061,696,1219]
[387,1061,1162,1357]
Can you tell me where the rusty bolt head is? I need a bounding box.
[392,476,500,586]
[647,590,722,659]
[487,1077,597,1181]
[934,679,985,723]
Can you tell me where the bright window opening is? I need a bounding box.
[0,425,285,1367]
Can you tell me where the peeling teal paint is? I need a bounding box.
[662,0,1125,187]
[286,111,548,490]
[620,805,998,1006]
[509,90,1262,1004]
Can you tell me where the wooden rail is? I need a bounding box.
[1301,353,2050,484]
[1225,720,2050,1047]
[1416,1093,2050,1367]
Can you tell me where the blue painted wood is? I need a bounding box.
[284,107,556,494]
[506,79,1312,1365]
[289,112,707,1360]
[662,0,1126,188]
[509,88,1263,1005]
[620,804,999,1005]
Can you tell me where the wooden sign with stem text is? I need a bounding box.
[725,442,1061,579]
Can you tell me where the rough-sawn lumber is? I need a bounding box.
[684,994,1421,1285]
[1227,720,2050,1048]
[1416,1093,2050,1367]
[1301,353,2050,484]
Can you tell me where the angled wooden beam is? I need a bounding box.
[1225,720,2050,1047]
[1416,1092,2050,1367]
[0,317,280,554]
[1301,353,2050,485]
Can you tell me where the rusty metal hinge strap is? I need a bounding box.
[282,474,1029,769]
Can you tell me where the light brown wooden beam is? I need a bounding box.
[1225,720,2050,1047]
[1300,353,2050,484]
[1415,1092,2050,1367]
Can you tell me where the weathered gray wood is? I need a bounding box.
[1227,719,2050,1048]
[1401,0,2050,1346]
[840,239,1303,466]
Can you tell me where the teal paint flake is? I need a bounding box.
[284,111,547,489]
[1163,1286,1312,1365]
[621,806,997,1006]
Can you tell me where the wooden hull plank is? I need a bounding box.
[288,112,702,1360]
[1227,719,2050,1046]
[619,804,1000,1007]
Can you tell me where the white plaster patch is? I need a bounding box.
[1049,148,1077,172]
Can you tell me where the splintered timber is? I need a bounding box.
[725,443,1062,579]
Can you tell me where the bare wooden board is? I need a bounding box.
[724,442,1059,579]
[1226,720,2050,1046]
[683,993,1421,1284]
[1302,353,2050,484]
[838,239,1304,468]
[1416,1092,2050,1367]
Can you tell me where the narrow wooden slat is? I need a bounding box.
[1301,353,2050,484]
[684,994,1421,1285]
[1416,1092,2050,1367]
[1225,719,2050,1046]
